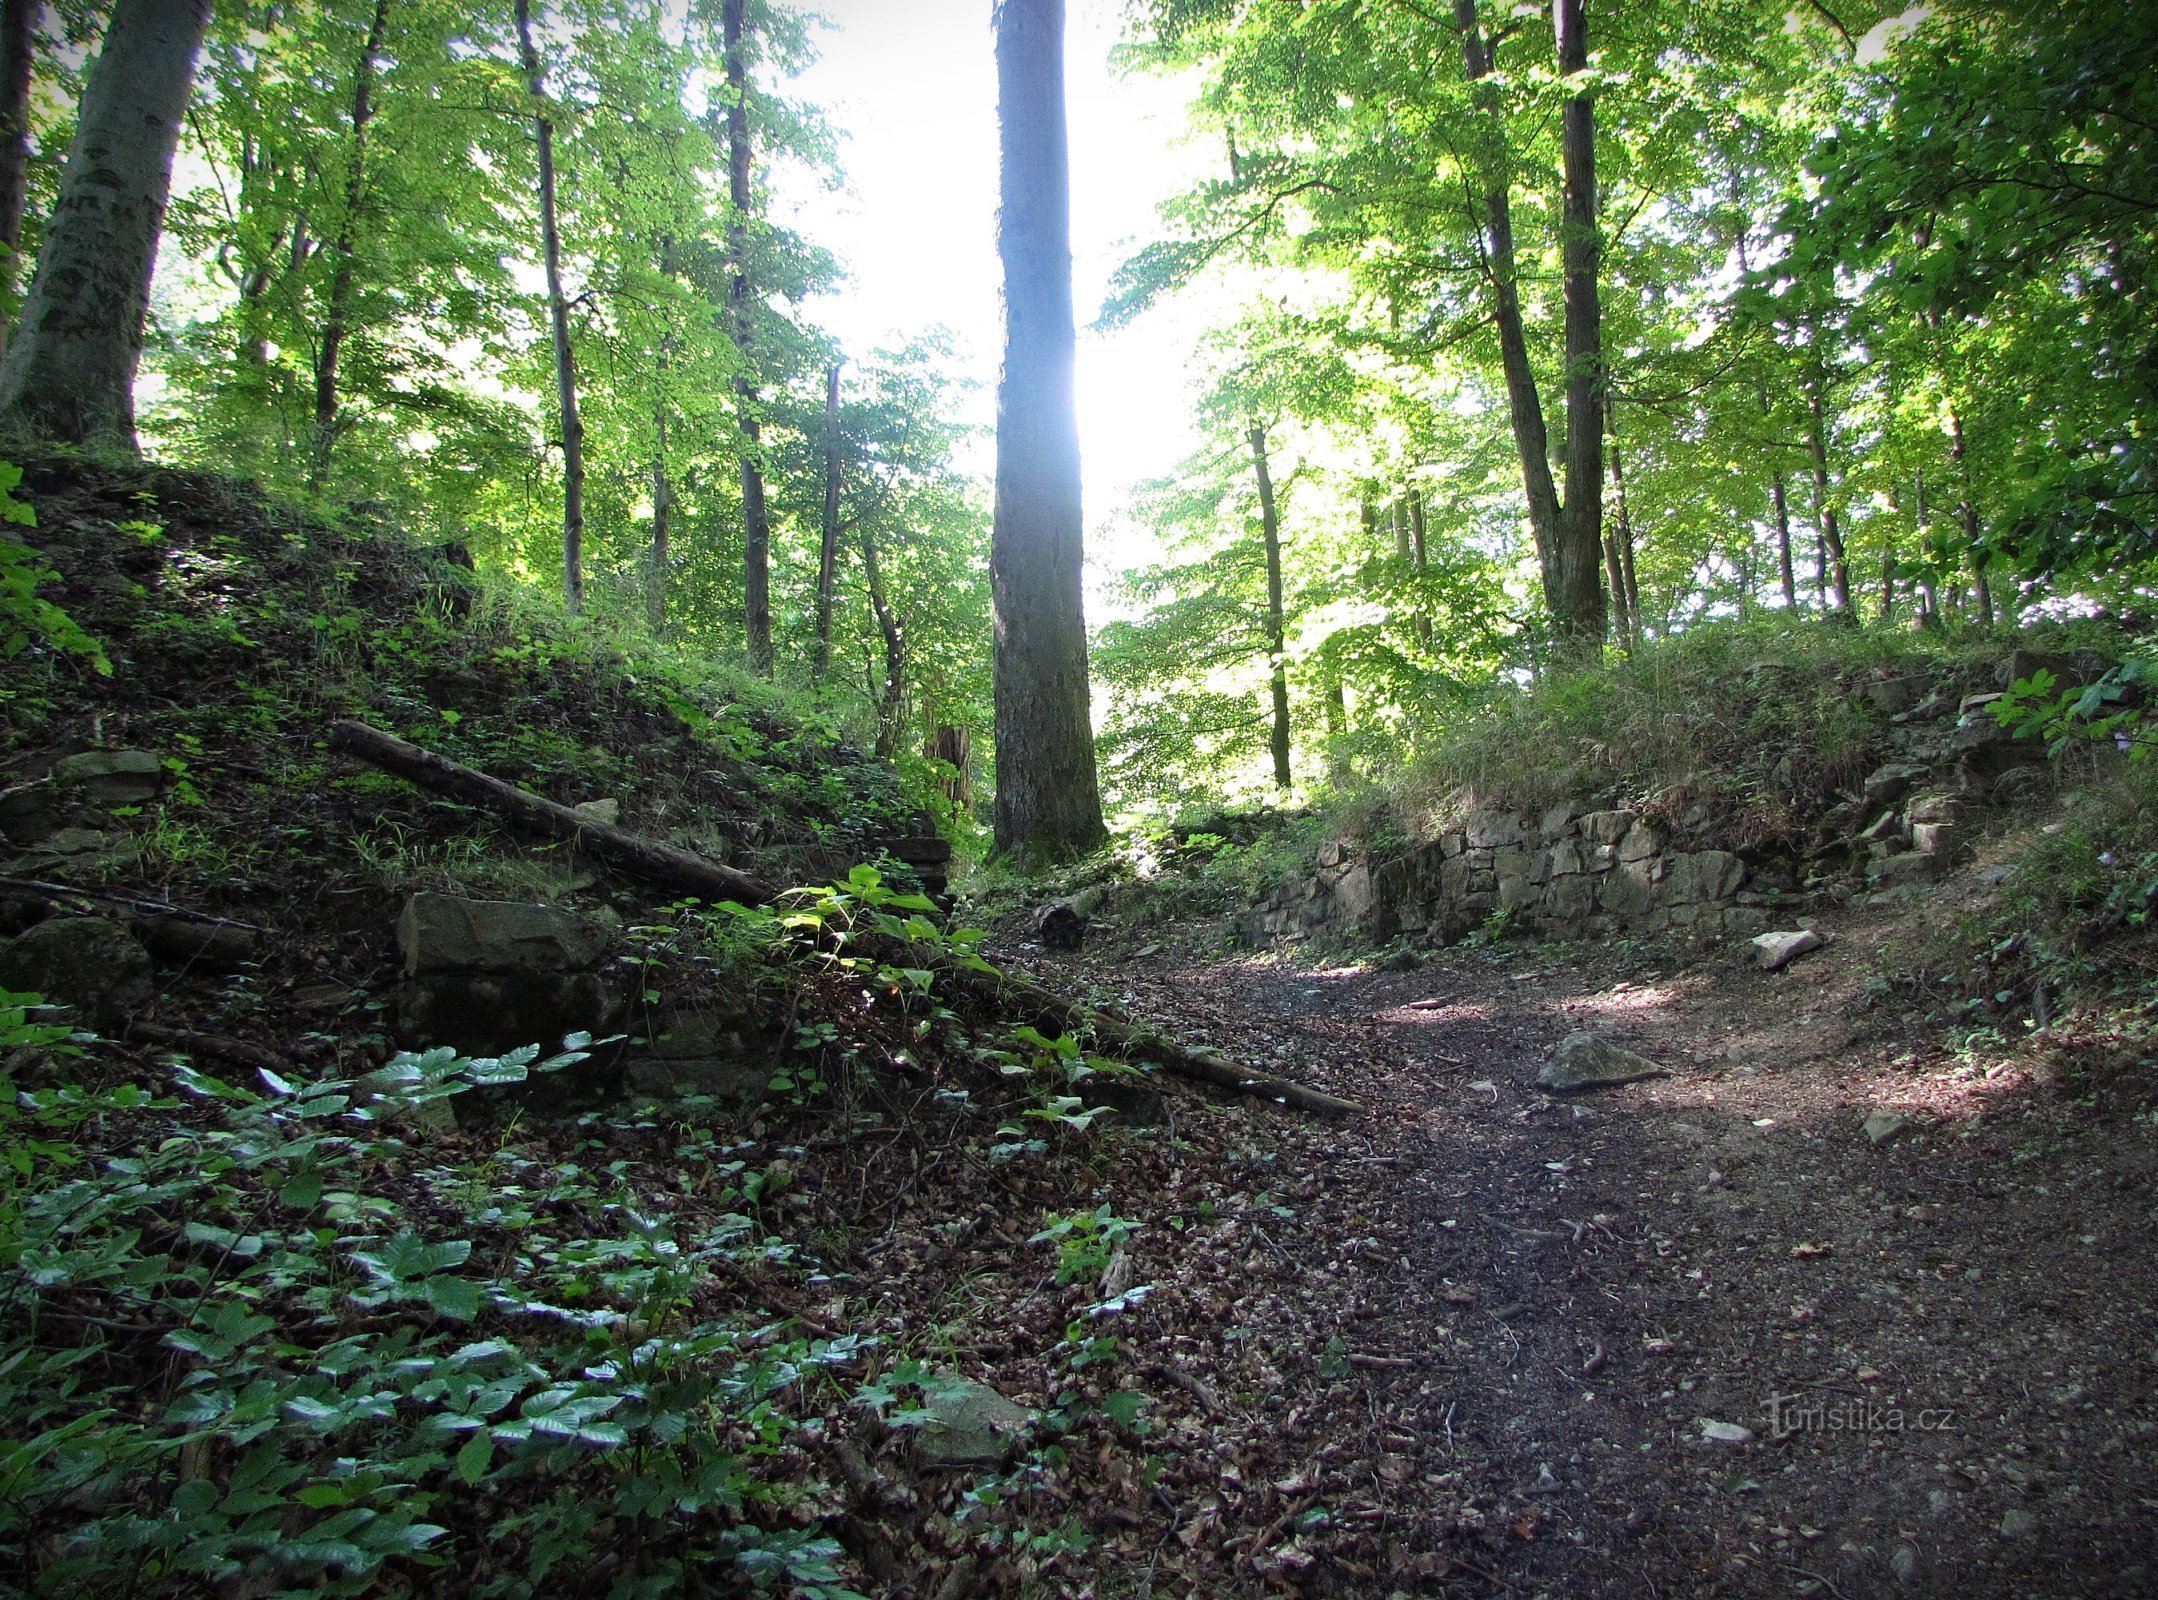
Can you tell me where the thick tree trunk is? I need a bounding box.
[0,0,36,362]
[1249,423,1291,790]
[0,0,210,452]
[516,0,584,615]
[1553,0,1607,651]
[814,361,843,678]
[990,0,1105,864]
[724,0,773,675]
[1454,0,1601,653]
[310,0,389,486]
[1771,471,1797,609]
[859,522,906,760]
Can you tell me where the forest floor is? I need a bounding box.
[993,850,2158,1600]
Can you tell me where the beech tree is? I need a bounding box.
[989,0,1105,862]
[0,0,211,451]
[516,0,587,614]
[725,0,775,676]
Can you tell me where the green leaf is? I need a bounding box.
[420,1275,481,1321]
[455,1432,494,1485]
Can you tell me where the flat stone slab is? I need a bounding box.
[52,749,163,807]
[397,892,611,976]
[1751,929,1824,971]
[1537,1031,1668,1093]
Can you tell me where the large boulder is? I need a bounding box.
[394,893,621,1058]
[0,917,154,1032]
[1538,1032,1668,1093]
[915,1378,1031,1466]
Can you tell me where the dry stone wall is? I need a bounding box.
[1245,651,2086,952]
[1249,804,1788,948]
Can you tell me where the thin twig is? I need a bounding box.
[0,875,262,930]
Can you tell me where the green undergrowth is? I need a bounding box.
[0,868,1175,1597]
[0,452,951,911]
[963,805,1328,941]
[1390,615,2124,850]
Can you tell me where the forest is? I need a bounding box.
[1,0,2156,1596]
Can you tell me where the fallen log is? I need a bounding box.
[327,719,1359,1118]
[326,720,776,905]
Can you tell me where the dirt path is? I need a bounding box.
[1007,890,2158,1598]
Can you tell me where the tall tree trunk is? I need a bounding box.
[1408,489,1431,652]
[0,0,210,452]
[1605,406,1638,649]
[515,0,584,615]
[1879,539,1897,622]
[724,0,773,675]
[859,522,906,760]
[1250,423,1291,790]
[648,386,672,632]
[310,0,389,487]
[1949,408,1993,624]
[1453,1,1563,596]
[1454,0,1602,652]
[0,0,37,364]
[814,360,843,679]
[989,0,1105,864]
[1801,345,1853,618]
[1771,472,1797,608]
[1552,0,1607,651]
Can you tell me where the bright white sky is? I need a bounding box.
[783,0,1211,579]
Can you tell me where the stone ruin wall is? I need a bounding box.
[1247,803,1791,949]
[1245,656,2079,953]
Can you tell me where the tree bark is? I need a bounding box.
[859,521,906,760]
[1249,423,1291,790]
[310,0,390,487]
[925,723,973,814]
[1605,405,1638,648]
[0,0,210,452]
[1949,408,1993,624]
[1453,0,1602,653]
[1801,339,1853,619]
[515,0,585,615]
[1771,471,1797,609]
[1454,2,1563,591]
[1553,0,1607,651]
[648,388,673,632]
[1603,527,1631,648]
[0,0,36,363]
[814,360,843,678]
[1408,489,1431,652]
[724,0,773,675]
[990,0,1105,865]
